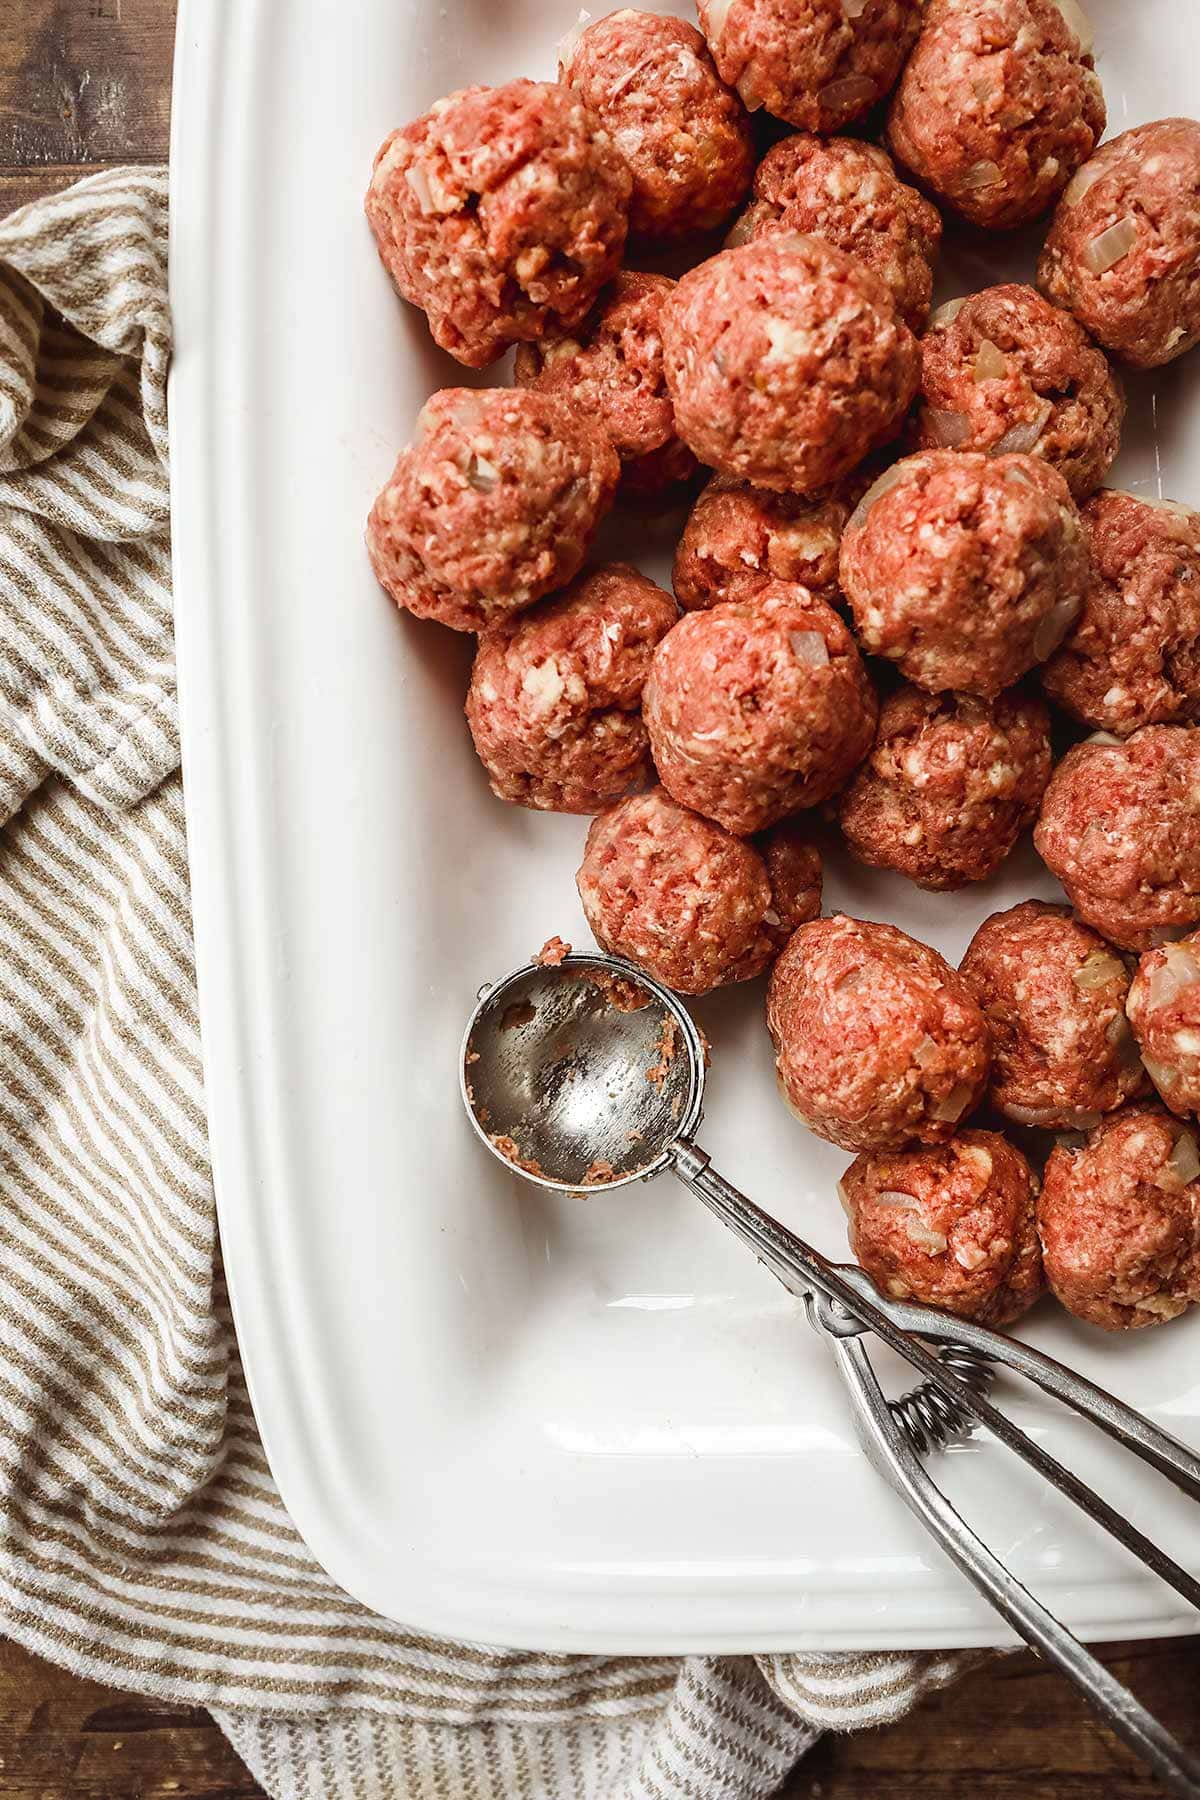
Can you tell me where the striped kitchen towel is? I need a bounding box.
[0,167,979,1800]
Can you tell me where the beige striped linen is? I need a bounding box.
[0,168,980,1800]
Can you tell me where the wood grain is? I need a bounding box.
[0,1,1196,1795]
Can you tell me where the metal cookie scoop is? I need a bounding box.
[462,952,1200,1800]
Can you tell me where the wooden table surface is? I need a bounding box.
[1,3,1197,1796]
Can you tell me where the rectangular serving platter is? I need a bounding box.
[169,0,1200,1649]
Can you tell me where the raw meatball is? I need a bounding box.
[887,0,1104,230]
[465,564,677,812]
[838,687,1052,891]
[760,819,823,933]
[699,0,921,134]
[514,272,696,502]
[1041,490,1200,734]
[644,584,878,835]
[365,81,631,367]
[672,474,853,611]
[727,133,943,331]
[766,915,992,1152]
[1034,726,1200,951]
[914,284,1123,502]
[959,900,1147,1128]
[559,10,754,239]
[1038,1106,1200,1329]
[841,1131,1043,1323]
[1038,119,1200,369]
[661,236,919,493]
[366,388,619,632]
[577,786,780,994]
[1127,936,1200,1118]
[839,449,1089,697]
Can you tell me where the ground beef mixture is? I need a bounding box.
[560,10,754,239]
[365,81,631,366]
[887,0,1104,230]
[700,0,922,134]
[1040,490,1200,736]
[1034,726,1200,951]
[672,473,854,612]
[837,686,1052,891]
[514,271,697,502]
[1127,935,1200,1119]
[577,786,781,994]
[766,914,992,1152]
[661,235,919,493]
[1038,118,1200,369]
[839,448,1089,697]
[465,564,677,812]
[960,900,1147,1128]
[841,1130,1043,1323]
[645,584,877,835]
[913,284,1123,501]
[760,819,823,935]
[726,134,942,331]
[1038,1105,1200,1329]
[366,387,619,631]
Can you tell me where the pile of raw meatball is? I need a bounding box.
[365,0,1200,1336]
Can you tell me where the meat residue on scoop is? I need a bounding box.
[534,936,572,966]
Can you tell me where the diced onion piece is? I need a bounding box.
[1032,594,1082,663]
[790,630,830,667]
[848,463,907,531]
[973,338,1008,382]
[557,7,592,67]
[1082,215,1138,276]
[842,0,870,16]
[405,164,436,215]
[736,70,765,111]
[913,1034,941,1069]
[1086,729,1123,744]
[962,159,1003,190]
[1063,159,1106,209]
[905,1219,949,1253]
[703,0,734,41]
[467,452,499,492]
[993,398,1054,457]
[724,208,758,250]
[1073,947,1124,990]
[1148,945,1200,1009]
[929,297,967,331]
[1106,1012,1143,1072]
[932,1082,974,1123]
[1169,1129,1200,1186]
[1051,0,1094,56]
[1142,1053,1179,1091]
[1004,1103,1066,1128]
[836,1177,853,1215]
[876,1190,920,1210]
[1134,1293,1185,1318]
[818,74,879,114]
[926,407,971,447]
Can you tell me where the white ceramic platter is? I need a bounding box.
[170,0,1200,1649]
